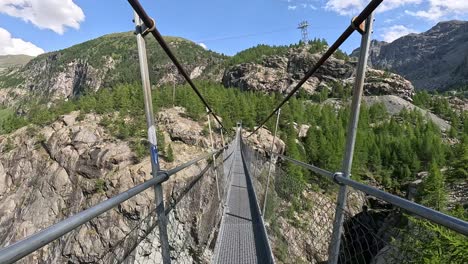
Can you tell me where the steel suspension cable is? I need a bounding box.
[127,0,225,130]
[246,0,383,137]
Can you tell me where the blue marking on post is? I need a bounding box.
[150,144,159,168]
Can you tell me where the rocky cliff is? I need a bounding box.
[0,107,225,263]
[223,45,415,100]
[352,20,468,91]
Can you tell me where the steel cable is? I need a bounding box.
[128,0,225,130]
[246,0,383,137]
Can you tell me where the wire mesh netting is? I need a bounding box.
[240,141,468,264]
[124,150,229,264]
[8,143,235,264]
[336,186,467,264]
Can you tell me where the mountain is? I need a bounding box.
[0,32,226,100]
[0,55,34,72]
[351,20,468,91]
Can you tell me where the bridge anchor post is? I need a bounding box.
[134,12,171,264]
[328,12,375,264]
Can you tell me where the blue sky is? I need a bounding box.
[0,0,467,57]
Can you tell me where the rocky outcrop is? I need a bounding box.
[0,109,225,263]
[352,20,468,91]
[223,46,415,99]
[241,127,285,155]
[363,69,415,101]
[157,106,223,148]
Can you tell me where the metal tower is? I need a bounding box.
[297,21,309,43]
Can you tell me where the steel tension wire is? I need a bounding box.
[128,0,225,130]
[246,0,384,137]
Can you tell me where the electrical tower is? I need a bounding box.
[297,21,309,43]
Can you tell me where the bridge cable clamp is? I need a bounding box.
[135,18,156,37]
[155,170,170,182]
[351,17,366,35]
[142,18,156,37]
[333,172,345,186]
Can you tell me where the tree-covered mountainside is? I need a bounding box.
[0,32,227,100]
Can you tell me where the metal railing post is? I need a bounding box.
[207,108,221,200]
[252,150,258,179]
[221,128,226,150]
[262,108,281,216]
[329,12,374,264]
[134,12,171,264]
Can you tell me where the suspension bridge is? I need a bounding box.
[0,0,467,263]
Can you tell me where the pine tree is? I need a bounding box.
[421,162,447,211]
[166,144,174,162]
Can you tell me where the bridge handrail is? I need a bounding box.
[0,149,222,264]
[272,152,468,236]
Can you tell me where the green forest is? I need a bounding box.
[1,80,467,263]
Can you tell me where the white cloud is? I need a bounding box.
[406,0,468,20]
[378,0,422,12]
[0,0,85,34]
[288,5,297,10]
[380,25,418,42]
[325,0,365,15]
[325,0,422,15]
[0,27,44,56]
[198,43,207,50]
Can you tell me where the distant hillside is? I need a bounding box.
[351,20,468,91]
[0,55,34,72]
[0,32,227,100]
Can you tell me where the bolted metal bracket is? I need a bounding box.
[333,172,345,186]
[351,17,366,35]
[134,18,156,37]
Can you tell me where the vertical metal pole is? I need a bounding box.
[172,77,176,107]
[221,128,226,150]
[252,150,258,179]
[207,108,221,200]
[134,12,171,264]
[328,13,374,264]
[262,108,281,216]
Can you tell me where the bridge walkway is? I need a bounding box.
[213,134,272,264]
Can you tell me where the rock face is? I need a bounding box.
[24,57,114,100]
[0,109,225,263]
[241,127,285,155]
[363,69,415,101]
[352,20,468,91]
[158,107,210,148]
[223,45,415,99]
